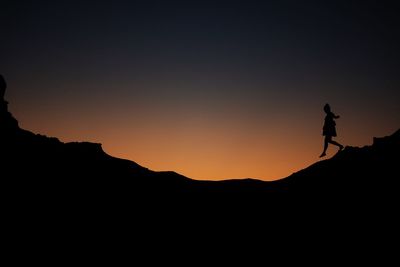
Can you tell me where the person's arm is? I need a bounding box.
[333,113,340,119]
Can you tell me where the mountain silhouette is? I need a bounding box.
[3,85,399,260]
[1,90,399,209]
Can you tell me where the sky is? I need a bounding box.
[1,0,399,180]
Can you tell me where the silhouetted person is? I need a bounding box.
[0,74,6,101]
[319,103,344,157]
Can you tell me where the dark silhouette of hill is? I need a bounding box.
[2,84,399,261]
[1,87,399,211]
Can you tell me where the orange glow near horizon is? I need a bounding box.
[10,86,399,181]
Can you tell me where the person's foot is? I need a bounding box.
[319,152,326,158]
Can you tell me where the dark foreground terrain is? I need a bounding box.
[2,93,399,261]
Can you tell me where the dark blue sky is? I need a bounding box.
[2,1,399,101]
[1,0,399,179]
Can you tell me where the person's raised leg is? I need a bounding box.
[329,139,344,151]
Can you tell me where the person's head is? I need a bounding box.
[323,103,331,113]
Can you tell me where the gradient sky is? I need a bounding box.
[1,0,399,180]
